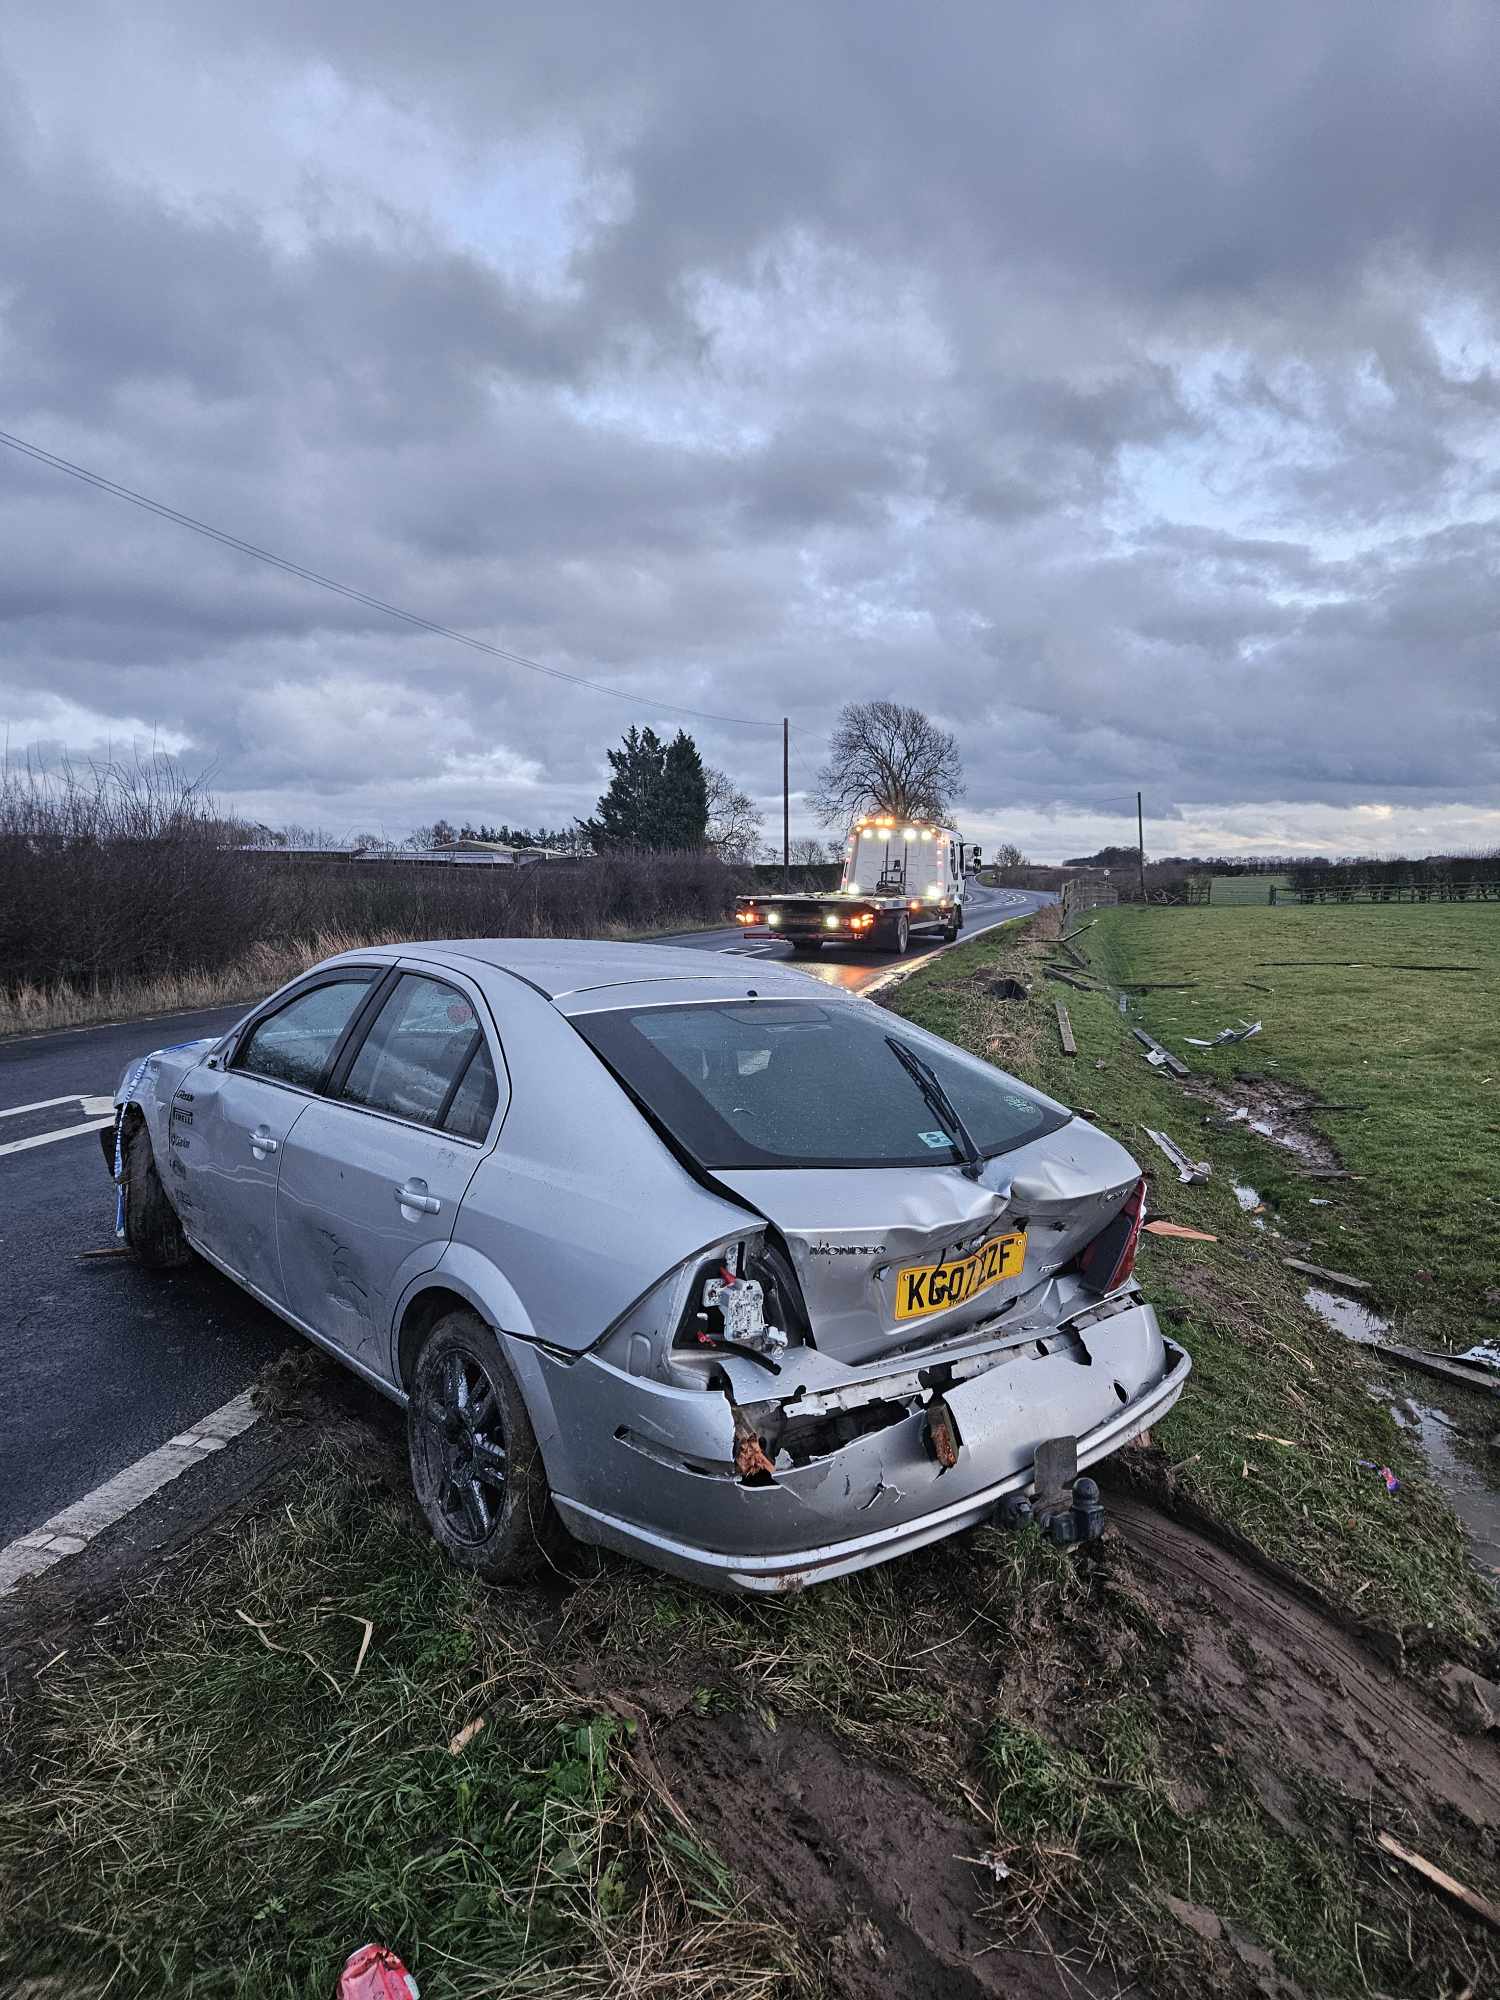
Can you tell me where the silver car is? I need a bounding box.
[105,941,1189,1591]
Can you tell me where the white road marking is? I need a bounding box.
[858,901,1043,1000]
[0,1115,114,1160]
[0,1391,261,1597]
[0,1091,114,1121]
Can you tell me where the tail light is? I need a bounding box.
[1077,1179,1146,1295]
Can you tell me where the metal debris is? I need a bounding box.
[1184,1020,1262,1047]
[1143,1128,1211,1185]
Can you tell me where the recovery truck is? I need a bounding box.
[735,813,972,955]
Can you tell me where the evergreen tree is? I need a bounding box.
[585,725,667,848]
[659,730,709,849]
[582,725,711,849]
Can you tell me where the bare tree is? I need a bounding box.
[704,766,763,861]
[813,700,965,827]
[991,841,1029,868]
[790,835,834,866]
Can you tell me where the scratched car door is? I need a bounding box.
[273,967,507,1382]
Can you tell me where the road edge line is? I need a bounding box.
[858,903,1042,1002]
[0,1391,261,1598]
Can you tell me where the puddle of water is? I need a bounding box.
[1303,1285,1390,1344]
[1233,1182,1268,1231]
[1305,1288,1500,1579]
[1393,1399,1500,1577]
[1200,1084,1342,1170]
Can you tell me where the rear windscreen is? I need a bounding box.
[573,999,1067,1170]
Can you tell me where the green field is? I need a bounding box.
[1207,873,1289,905]
[1090,901,1500,1340]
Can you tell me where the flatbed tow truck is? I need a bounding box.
[736,814,972,956]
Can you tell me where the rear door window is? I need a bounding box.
[339,974,491,1131]
[237,976,374,1092]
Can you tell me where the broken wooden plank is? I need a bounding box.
[1129,1026,1191,1079]
[1057,940,1089,969]
[1118,981,1200,992]
[1059,920,1097,944]
[1374,1345,1500,1402]
[1043,966,1096,992]
[1055,1002,1076,1056]
[1375,1831,1500,1932]
[1281,1258,1370,1291]
[1298,1167,1358,1180]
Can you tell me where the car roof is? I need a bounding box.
[363,937,828,1005]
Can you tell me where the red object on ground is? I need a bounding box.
[338,1944,420,1999]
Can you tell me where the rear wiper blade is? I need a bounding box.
[885,1035,984,1180]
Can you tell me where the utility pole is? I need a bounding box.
[1137,790,1146,902]
[788,712,800,884]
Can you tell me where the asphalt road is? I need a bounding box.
[0,885,1049,1543]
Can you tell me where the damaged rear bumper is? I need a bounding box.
[522,1301,1189,1592]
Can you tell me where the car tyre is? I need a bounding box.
[790,940,823,954]
[122,1119,192,1270]
[882,912,910,955]
[408,1310,559,1583]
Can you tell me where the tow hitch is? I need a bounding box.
[997,1435,1106,1547]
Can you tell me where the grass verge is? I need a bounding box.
[0,1443,807,2000]
[0,916,728,1039]
[887,908,1498,1641]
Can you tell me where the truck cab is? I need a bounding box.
[736,815,969,955]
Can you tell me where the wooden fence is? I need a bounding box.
[1271,880,1500,906]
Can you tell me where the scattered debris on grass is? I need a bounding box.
[1357,1461,1403,1498]
[1055,1001,1076,1055]
[338,1943,421,1999]
[1378,1346,1500,1402]
[1184,1020,1262,1048]
[1375,1831,1500,1933]
[1143,1127,1211,1184]
[1130,1027,1191,1078]
[1143,1222,1218,1242]
[447,1716,485,1755]
[1281,1258,1370,1292]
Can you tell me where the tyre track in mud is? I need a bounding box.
[1109,1492,1500,1834]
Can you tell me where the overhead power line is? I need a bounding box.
[0,426,778,731]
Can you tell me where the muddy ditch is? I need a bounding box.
[597,1488,1500,2000]
[1188,1074,1346,1173]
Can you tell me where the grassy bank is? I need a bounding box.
[889,908,1498,1640]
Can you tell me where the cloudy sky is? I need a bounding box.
[3,2,1498,861]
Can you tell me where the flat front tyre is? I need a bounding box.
[122,1120,192,1270]
[408,1310,556,1583]
[883,913,910,955]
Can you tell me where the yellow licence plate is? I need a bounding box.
[894,1232,1026,1320]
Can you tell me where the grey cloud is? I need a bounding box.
[1,2,1497,848]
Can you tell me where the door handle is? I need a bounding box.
[394,1179,442,1215]
[250,1127,279,1157]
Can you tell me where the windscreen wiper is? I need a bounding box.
[885,1035,984,1180]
